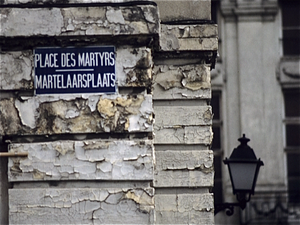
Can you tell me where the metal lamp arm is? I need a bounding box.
[214,201,247,216]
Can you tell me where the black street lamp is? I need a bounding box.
[214,134,264,216]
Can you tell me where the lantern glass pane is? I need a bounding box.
[229,163,257,191]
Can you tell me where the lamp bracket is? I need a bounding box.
[214,201,246,216]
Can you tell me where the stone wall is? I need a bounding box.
[152,21,216,224]
[0,1,217,224]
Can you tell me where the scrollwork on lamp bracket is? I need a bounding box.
[214,193,248,216]
[214,201,246,216]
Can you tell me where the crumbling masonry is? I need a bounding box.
[0,0,218,224]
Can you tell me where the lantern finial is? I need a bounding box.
[238,133,250,145]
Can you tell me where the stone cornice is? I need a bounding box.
[0,0,157,7]
[221,1,278,22]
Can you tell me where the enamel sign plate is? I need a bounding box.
[34,46,116,95]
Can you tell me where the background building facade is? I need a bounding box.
[211,0,300,224]
[0,0,217,224]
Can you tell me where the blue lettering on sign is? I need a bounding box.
[34,46,116,95]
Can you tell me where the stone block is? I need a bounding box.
[177,193,214,212]
[0,47,152,91]
[155,210,214,224]
[0,94,153,136]
[177,38,218,51]
[154,168,213,187]
[153,64,211,100]
[1,0,155,5]
[155,193,213,211]
[8,140,153,182]
[154,106,212,127]
[154,126,213,145]
[160,24,218,52]
[154,150,214,187]
[154,194,177,212]
[153,84,211,100]
[9,187,154,224]
[155,193,214,224]
[0,8,64,37]
[155,0,211,22]
[0,98,22,135]
[116,47,153,87]
[0,51,33,90]
[155,150,213,171]
[0,5,159,37]
[161,24,218,39]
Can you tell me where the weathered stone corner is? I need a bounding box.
[0,1,217,224]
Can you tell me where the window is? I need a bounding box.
[281,0,300,56]
[283,88,300,204]
[211,91,223,204]
[211,0,219,24]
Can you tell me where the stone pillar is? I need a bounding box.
[0,0,217,224]
[220,0,284,223]
[0,140,9,225]
[0,1,158,224]
[221,0,283,191]
[153,0,217,223]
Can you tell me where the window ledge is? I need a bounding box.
[277,58,300,87]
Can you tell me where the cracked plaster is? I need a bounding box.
[1,2,216,224]
[9,187,154,224]
[8,140,154,181]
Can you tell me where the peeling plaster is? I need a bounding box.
[0,47,153,92]
[1,94,153,136]
[0,51,33,90]
[96,94,153,133]
[0,8,64,36]
[160,24,218,51]
[0,98,22,135]
[1,5,159,38]
[116,47,153,87]
[154,64,211,91]
[1,1,217,224]
[8,140,154,181]
[106,8,125,24]
[14,98,38,129]
[156,150,213,173]
[125,189,154,213]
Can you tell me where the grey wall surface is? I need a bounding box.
[211,0,300,224]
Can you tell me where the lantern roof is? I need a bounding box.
[225,134,263,164]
